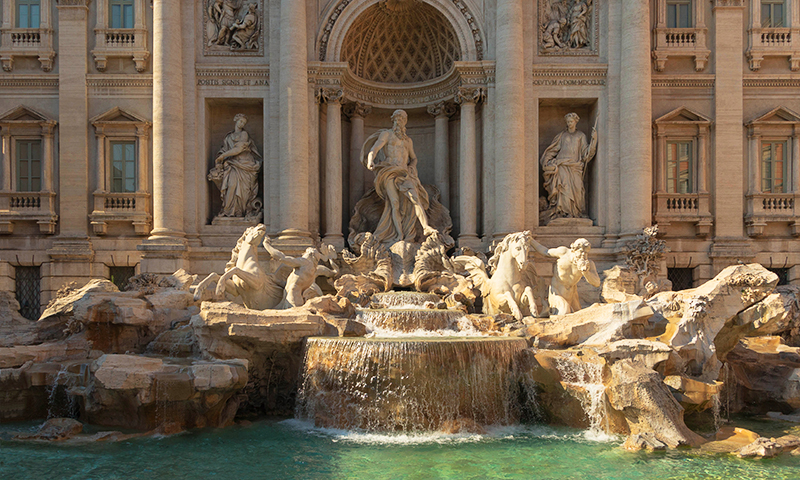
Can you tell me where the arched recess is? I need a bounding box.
[318,0,484,64]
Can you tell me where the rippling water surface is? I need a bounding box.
[2,419,800,480]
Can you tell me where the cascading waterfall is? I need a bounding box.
[296,337,528,432]
[555,355,609,437]
[371,292,441,308]
[355,308,469,334]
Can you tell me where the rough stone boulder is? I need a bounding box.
[735,436,800,458]
[647,263,778,381]
[601,265,641,304]
[0,291,37,347]
[525,299,653,348]
[80,354,247,430]
[12,418,84,441]
[725,336,800,414]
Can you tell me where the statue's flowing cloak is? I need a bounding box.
[540,130,591,218]
[359,130,430,243]
[214,130,262,218]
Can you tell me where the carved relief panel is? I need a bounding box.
[203,0,265,56]
[538,0,599,56]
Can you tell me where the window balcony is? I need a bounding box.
[747,27,800,71]
[0,26,55,72]
[652,27,710,71]
[92,28,149,72]
[745,193,800,236]
[0,191,57,234]
[653,192,713,236]
[90,191,151,235]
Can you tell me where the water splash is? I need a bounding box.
[296,337,528,433]
[555,355,610,440]
[371,292,441,308]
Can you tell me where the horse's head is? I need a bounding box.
[490,231,533,272]
[243,224,267,245]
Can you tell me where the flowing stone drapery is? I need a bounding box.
[322,88,345,249]
[494,0,525,238]
[455,87,483,248]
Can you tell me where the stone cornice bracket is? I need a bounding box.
[712,0,744,10]
[454,86,484,106]
[56,0,91,7]
[320,88,345,105]
[343,101,372,119]
[426,101,456,118]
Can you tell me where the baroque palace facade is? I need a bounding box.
[0,0,799,318]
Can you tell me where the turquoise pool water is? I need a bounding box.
[2,419,799,480]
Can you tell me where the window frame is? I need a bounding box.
[109,0,135,29]
[761,0,787,28]
[15,0,41,29]
[109,139,137,193]
[666,0,693,29]
[761,138,789,193]
[666,138,695,194]
[15,137,42,193]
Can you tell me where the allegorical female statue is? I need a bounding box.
[208,113,262,220]
[540,112,598,222]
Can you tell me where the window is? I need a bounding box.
[110,0,134,29]
[15,265,40,321]
[768,268,790,286]
[667,0,692,28]
[16,139,41,192]
[16,0,40,28]
[762,0,786,28]
[109,266,136,290]
[668,267,694,291]
[761,140,787,193]
[666,140,693,193]
[111,141,136,193]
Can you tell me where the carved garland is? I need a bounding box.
[318,0,484,62]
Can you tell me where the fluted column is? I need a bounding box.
[149,0,184,240]
[427,101,455,208]
[345,102,371,217]
[619,0,652,237]
[455,87,483,248]
[322,88,344,249]
[494,0,525,237]
[278,0,310,243]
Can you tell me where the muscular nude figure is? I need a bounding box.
[530,237,600,315]
[262,241,338,309]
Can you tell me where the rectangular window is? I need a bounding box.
[762,0,786,28]
[15,266,41,321]
[16,139,42,192]
[16,0,41,28]
[667,0,692,28]
[666,140,693,193]
[768,268,790,286]
[110,0,135,29]
[111,141,136,193]
[761,140,787,193]
[668,267,694,291]
[109,266,136,291]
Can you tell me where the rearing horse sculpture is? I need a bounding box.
[193,224,284,310]
[454,231,542,320]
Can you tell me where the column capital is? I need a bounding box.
[427,101,456,118]
[343,101,372,119]
[41,121,56,136]
[319,88,344,105]
[454,87,484,106]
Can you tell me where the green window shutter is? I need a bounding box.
[111,141,137,193]
[16,140,42,192]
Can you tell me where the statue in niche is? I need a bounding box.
[539,112,597,224]
[360,109,438,244]
[206,0,261,51]
[539,0,593,53]
[208,113,263,221]
[529,237,600,315]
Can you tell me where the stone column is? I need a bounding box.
[1,132,11,190]
[455,87,483,248]
[494,0,525,238]
[793,126,800,193]
[747,128,761,195]
[277,0,311,246]
[41,122,55,193]
[619,0,652,237]
[322,88,344,249]
[427,101,455,208]
[136,125,149,194]
[345,102,371,217]
[94,131,106,192]
[655,131,666,193]
[698,126,709,193]
[149,0,184,241]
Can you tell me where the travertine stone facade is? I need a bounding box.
[1,0,800,310]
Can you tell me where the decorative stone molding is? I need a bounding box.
[743,76,800,88]
[320,88,345,105]
[196,65,270,87]
[203,0,264,56]
[0,106,58,235]
[712,0,744,7]
[532,65,607,86]
[652,0,710,72]
[652,107,714,237]
[651,75,715,89]
[319,0,484,63]
[89,107,152,236]
[744,106,800,236]
[91,0,150,72]
[343,102,373,119]
[0,0,55,72]
[426,101,456,118]
[0,75,59,89]
[745,0,800,72]
[454,86,484,105]
[538,0,599,56]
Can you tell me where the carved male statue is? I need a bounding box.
[262,241,339,309]
[540,112,598,220]
[530,237,600,315]
[208,113,262,220]
[361,109,438,244]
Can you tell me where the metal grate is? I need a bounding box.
[668,267,694,291]
[768,268,790,286]
[109,266,137,291]
[15,266,41,321]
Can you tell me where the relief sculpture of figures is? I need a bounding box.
[529,237,601,315]
[208,114,263,221]
[540,112,598,223]
[539,0,593,53]
[360,109,438,244]
[206,0,261,51]
[568,0,591,49]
